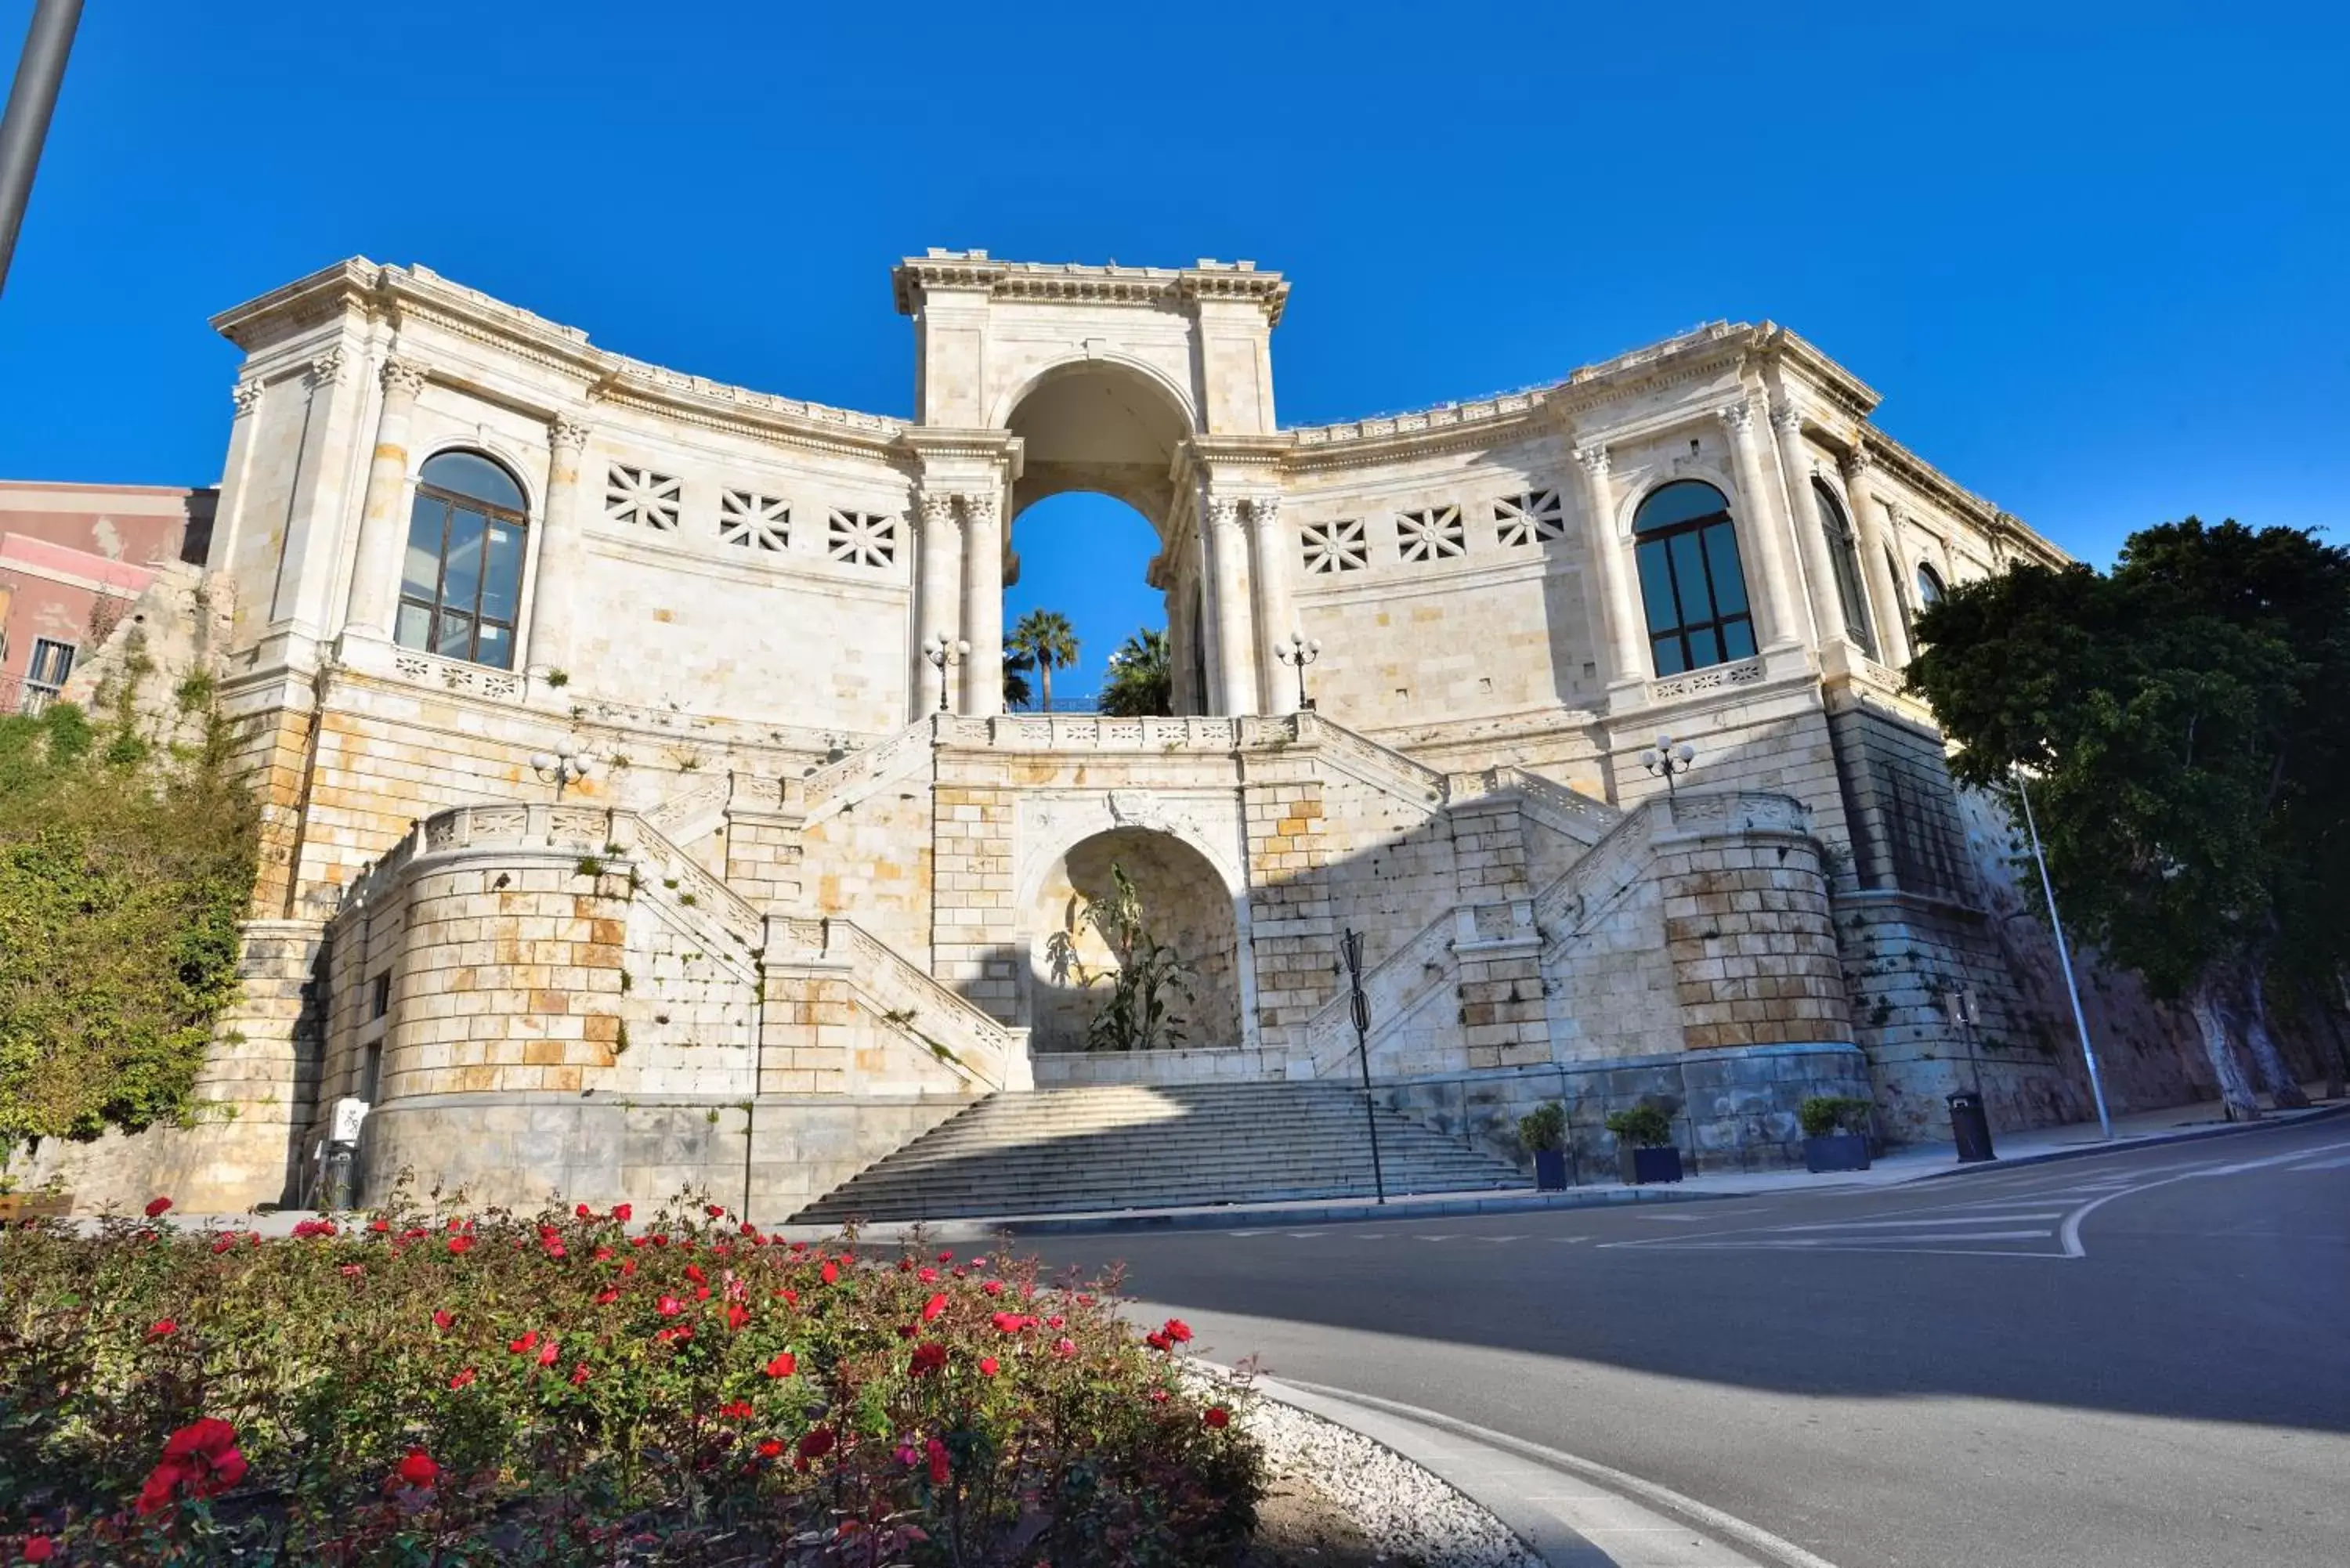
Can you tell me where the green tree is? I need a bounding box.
[0,689,260,1155]
[1003,649,1035,710]
[1099,627,1173,717]
[1007,610,1079,712]
[1905,519,2350,1117]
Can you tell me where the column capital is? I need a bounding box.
[308,347,349,389]
[547,411,591,452]
[1244,493,1282,527]
[379,355,428,399]
[1572,443,1611,478]
[1769,401,1805,440]
[960,492,999,527]
[1204,494,1246,530]
[1840,442,1875,481]
[1714,397,1758,436]
[231,380,265,417]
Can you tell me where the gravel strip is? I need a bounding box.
[1239,1383,1543,1568]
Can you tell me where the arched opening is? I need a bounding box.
[1632,480,1756,676]
[1025,827,1242,1053]
[1000,363,1199,714]
[400,450,528,669]
[1812,479,1878,657]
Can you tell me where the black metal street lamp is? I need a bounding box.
[1640,732,1696,796]
[1274,629,1321,710]
[921,631,970,714]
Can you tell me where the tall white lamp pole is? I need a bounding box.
[2016,765,2113,1140]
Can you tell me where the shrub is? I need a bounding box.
[1603,1105,1673,1148]
[1799,1095,1874,1139]
[1517,1101,1566,1153]
[0,1193,1261,1564]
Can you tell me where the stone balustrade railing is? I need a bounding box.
[1647,656,1766,704]
[768,914,1017,1092]
[1463,764,1621,845]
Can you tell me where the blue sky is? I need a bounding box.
[1,2,2341,697]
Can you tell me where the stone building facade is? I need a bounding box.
[11,251,2251,1214]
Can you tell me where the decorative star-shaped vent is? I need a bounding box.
[1300,517,1368,574]
[1495,489,1565,547]
[606,464,682,531]
[720,490,790,551]
[1397,505,1465,562]
[827,509,898,569]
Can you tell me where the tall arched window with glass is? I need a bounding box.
[398,451,528,669]
[1914,560,1946,612]
[1632,481,1756,676]
[1812,479,1878,658]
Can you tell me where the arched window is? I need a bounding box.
[1915,561,1946,610]
[399,451,528,669]
[1812,480,1878,658]
[1632,481,1755,676]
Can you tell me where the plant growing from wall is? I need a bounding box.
[1045,862,1195,1052]
[0,689,259,1157]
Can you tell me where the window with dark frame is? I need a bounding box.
[1631,481,1757,677]
[370,973,392,1021]
[362,1042,383,1104]
[397,451,529,670]
[1812,480,1879,658]
[23,638,76,711]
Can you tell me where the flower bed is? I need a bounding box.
[0,1194,1261,1564]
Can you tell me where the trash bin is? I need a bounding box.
[320,1141,358,1210]
[1947,1091,1996,1163]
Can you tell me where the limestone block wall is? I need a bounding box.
[931,784,1018,1021]
[798,783,936,970]
[617,894,758,1097]
[1543,878,1683,1062]
[1657,819,1851,1051]
[1241,775,1336,1050]
[1824,693,1975,902]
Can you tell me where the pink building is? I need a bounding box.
[0,481,215,714]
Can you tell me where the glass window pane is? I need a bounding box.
[1701,523,1748,615]
[475,622,514,670]
[402,497,445,602]
[1723,617,1757,659]
[433,611,473,659]
[1636,540,1680,634]
[1669,531,1715,624]
[480,521,523,623]
[1917,565,1944,605]
[441,508,486,612]
[419,451,526,513]
[1633,481,1730,535]
[394,601,432,650]
[1687,625,1722,668]
[1652,634,1686,676]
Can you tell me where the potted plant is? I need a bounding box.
[1799,1095,1875,1172]
[1518,1102,1569,1191]
[1605,1104,1683,1185]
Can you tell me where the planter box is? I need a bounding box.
[1532,1148,1568,1191]
[0,1193,71,1224]
[1803,1133,1872,1173]
[1617,1146,1683,1186]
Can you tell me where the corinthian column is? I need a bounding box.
[1841,446,1912,667]
[525,414,591,676]
[342,356,428,638]
[1770,402,1849,651]
[1202,493,1258,715]
[913,491,962,717]
[960,492,1003,717]
[1575,444,1649,690]
[1718,399,1805,652]
[1246,494,1298,714]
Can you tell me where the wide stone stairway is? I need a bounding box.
[791,1082,1527,1223]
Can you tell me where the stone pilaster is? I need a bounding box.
[1203,493,1258,715]
[1770,402,1853,652]
[1574,443,1650,695]
[1842,446,1912,667]
[913,491,962,717]
[959,493,1003,717]
[342,356,428,639]
[1246,494,1299,714]
[524,413,591,677]
[1718,398,1807,653]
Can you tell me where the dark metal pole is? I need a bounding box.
[1343,928,1386,1205]
[0,0,83,299]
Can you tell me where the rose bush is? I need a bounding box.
[0,1191,1260,1564]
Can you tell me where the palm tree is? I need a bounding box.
[1003,650,1035,710]
[1007,610,1079,712]
[1099,627,1172,717]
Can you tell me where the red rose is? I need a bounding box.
[776,1287,800,1307]
[978,1356,1000,1376]
[145,1196,172,1219]
[575,1203,592,1219]
[797,1427,835,1461]
[991,1312,1033,1335]
[210,1234,234,1254]
[508,1331,539,1354]
[725,1302,750,1332]
[595,1288,620,1306]
[656,1295,684,1317]
[685,1263,707,1284]
[447,1236,475,1255]
[694,1284,711,1302]
[1148,1386,1170,1404]
[706,1204,726,1219]
[819,1260,839,1284]
[757,1438,784,1458]
[370,1218,391,1233]
[1145,1331,1170,1351]
[569,1361,591,1385]
[927,1436,951,1484]
[150,1318,179,1339]
[1046,1315,1065,1329]
[910,1341,949,1376]
[396,1447,439,1487]
[739,1220,760,1238]
[764,1351,797,1378]
[983,1279,1005,1296]
[1203,1406,1231,1429]
[593,1245,613,1261]
[536,1340,560,1367]
[1052,1337,1077,1360]
[719,1399,754,1421]
[649,1234,669,1248]
[432,1309,454,1331]
[24,1536,55,1561]
[613,1202,632,1223]
[916,1266,938,1284]
[922,1292,948,1323]
[1162,1318,1193,1343]
[449,1367,476,1390]
[936,1250,954,1263]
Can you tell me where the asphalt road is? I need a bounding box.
[1025,1117,2350,1568]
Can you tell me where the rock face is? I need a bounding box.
[16,250,2315,1218]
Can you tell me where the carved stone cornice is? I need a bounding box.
[547,412,591,452]
[891,251,1290,325]
[379,356,428,400]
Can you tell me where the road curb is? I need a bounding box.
[1241,1371,1838,1568]
[1899,1100,2350,1184]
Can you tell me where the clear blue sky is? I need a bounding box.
[2,2,2342,696]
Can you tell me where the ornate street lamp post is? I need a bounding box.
[921,631,970,714]
[1640,732,1696,797]
[527,743,595,799]
[1273,629,1321,711]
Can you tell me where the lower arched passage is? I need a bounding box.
[1023,826,1244,1054]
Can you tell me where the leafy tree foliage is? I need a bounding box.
[1006,610,1079,712]
[1905,519,2350,1115]
[1099,627,1173,717]
[1002,649,1034,710]
[0,691,259,1154]
[1043,862,1195,1052]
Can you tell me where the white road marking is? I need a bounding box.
[2284,1155,2350,1172]
[1640,1212,1707,1222]
[1412,1234,1457,1241]
[1769,1214,2064,1231]
[1476,1234,1526,1243]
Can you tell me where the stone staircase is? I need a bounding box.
[790,1081,1527,1223]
